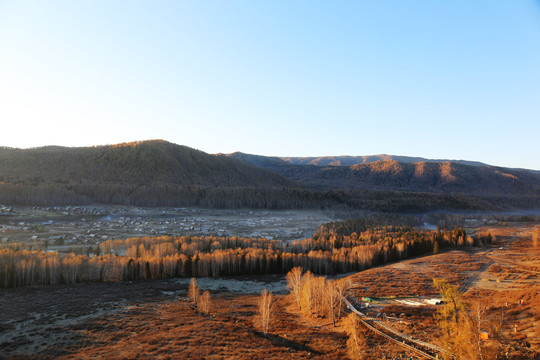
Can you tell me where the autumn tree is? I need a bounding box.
[299,271,316,316]
[311,275,326,317]
[438,299,503,360]
[433,278,465,358]
[533,227,539,248]
[451,301,500,360]
[343,313,368,359]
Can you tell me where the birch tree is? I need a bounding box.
[188,277,200,304]
[286,267,303,308]
[197,290,211,315]
[343,313,368,359]
[257,288,273,335]
[325,279,340,326]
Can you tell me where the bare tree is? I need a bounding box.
[286,267,303,308]
[325,279,340,326]
[257,288,273,335]
[335,278,352,320]
[188,277,200,304]
[197,290,211,315]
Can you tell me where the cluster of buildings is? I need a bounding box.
[0,205,332,252]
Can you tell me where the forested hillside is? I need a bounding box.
[0,140,539,211]
[273,160,540,194]
[0,141,333,208]
[0,141,290,187]
[226,153,540,196]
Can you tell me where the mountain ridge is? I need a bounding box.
[224,152,540,196]
[225,152,491,168]
[0,140,539,211]
[279,154,488,167]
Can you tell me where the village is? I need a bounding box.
[0,205,336,253]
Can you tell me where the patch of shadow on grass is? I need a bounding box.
[254,331,322,355]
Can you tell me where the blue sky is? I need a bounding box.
[1,1,539,169]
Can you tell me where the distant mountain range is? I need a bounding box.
[0,140,539,212]
[224,152,540,195]
[279,154,488,167]
[223,152,489,168]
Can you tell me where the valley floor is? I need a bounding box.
[0,224,538,359]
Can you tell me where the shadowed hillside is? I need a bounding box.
[0,141,539,211]
[225,153,540,196]
[222,152,290,172]
[0,141,291,187]
[0,141,337,208]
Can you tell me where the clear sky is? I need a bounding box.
[1,1,539,169]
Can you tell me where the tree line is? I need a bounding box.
[0,225,472,288]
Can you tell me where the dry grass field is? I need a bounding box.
[468,225,540,354]
[0,279,351,359]
[347,250,489,299]
[345,223,539,359]
[1,223,538,359]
